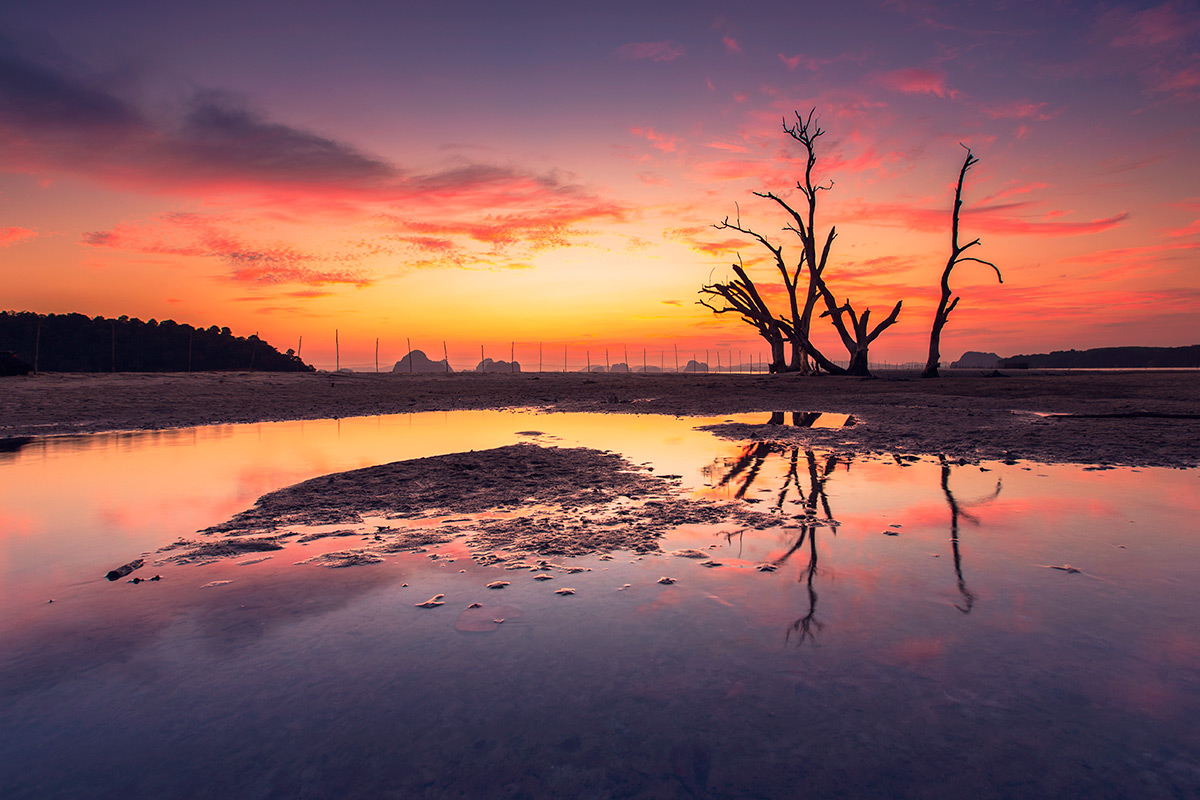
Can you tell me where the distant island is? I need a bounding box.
[0,311,312,373]
[995,345,1200,369]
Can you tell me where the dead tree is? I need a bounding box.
[923,146,1002,378]
[700,109,903,377]
[770,110,902,376]
[698,255,790,371]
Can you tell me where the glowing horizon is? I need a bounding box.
[2,1,1198,371]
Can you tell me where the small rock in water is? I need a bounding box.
[566,567,587,574]
[415,594,446,608]
[882,530,899,536]
[532,574,554,581]
[889,524,903,529]
[699,560,723,568]
[486,580,510,589]
[755,564,777,572]
[555,588,576,595]
[617,584,631,591]
[1041,564,1082,574]
[492,618,505,624]
[598,555,614,561]
[671,549,709,559]
[467,602,483,609]
[105,558,144,581]
[657,577,677,585]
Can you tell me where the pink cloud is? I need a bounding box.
[841,200,1129,237]
[1165,219,1200,238]
[631,127,680,153]
[877,68,960,99]
[615,41,684,62]
[1109,3,1200,49]
[979,101,1053,121]
[980,182,1051,205]
[0,226,36,246]
[723,36,743,55]
[81,214,375,287]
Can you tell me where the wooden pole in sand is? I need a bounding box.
[480,344,484,371]
[587,350,591,373]
[297,335,302,357]
[511,341,514,373]
[375,338,379,373]
[605,349,609,372]
[539,342,542,373]
[643,348,647,373]
[407,337,413,373]
[563,344,567,373]
[443,341,449,373]
[335,329,339,372]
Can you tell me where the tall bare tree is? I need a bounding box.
[923,146,1003,378]
[700,109,903,377]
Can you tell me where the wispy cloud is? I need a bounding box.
[614,41,684,62]
[840,199,1129,236]
[722,36,743,55]
[876,68,960,99]
[631,126,680,153]
[82,213,376,287]
[0,226,36,246]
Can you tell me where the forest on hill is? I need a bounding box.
[998,345,1200,369]
[0,311,312,373]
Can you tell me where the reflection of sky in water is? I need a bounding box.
[1,412,1199,797]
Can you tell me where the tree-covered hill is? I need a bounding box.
[0,311,313,373]
[998,345,1200,369]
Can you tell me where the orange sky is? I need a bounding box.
[2,1,1198,370]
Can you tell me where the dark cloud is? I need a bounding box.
[0,37,143,132]
[174,91,395,185]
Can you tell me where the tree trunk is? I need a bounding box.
[845,349,871,376]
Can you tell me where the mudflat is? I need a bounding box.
[2,369,1198,467]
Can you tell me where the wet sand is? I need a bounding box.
[3,369,1199,466]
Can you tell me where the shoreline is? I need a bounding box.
[3,369,1199,467]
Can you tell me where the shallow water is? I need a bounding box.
[1,411,1199,798]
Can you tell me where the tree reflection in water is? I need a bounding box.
[708,439,1003,641]
[708,442,843,644]
[938,454,1002,614]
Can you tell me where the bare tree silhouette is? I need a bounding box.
[923,146,1003,378]
[699,110,903,376]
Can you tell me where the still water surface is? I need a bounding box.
[1,411,1198,798]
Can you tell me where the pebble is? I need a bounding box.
[415,594,445,608]
[882,531,899,536]
[532,574,554,581]
[555,588,576,595]
[657,577,677,585]
[699,560,723,568]
[486,580,510,589]
[617,584,631,590]
[467,602,483,609]
[755,564,777,572]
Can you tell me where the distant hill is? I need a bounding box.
[998,345,1200,369]
[475,358,520,373]
[392,350,452,374]
[950,351,1001,369]
[0,311,313,373]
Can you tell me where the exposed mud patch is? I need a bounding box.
[183,443,777,563]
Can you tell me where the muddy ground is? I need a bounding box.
[2,369,1199,466]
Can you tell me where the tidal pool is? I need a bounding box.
[1,411,1198,798]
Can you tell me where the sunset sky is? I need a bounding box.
[2,0,1197,370]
